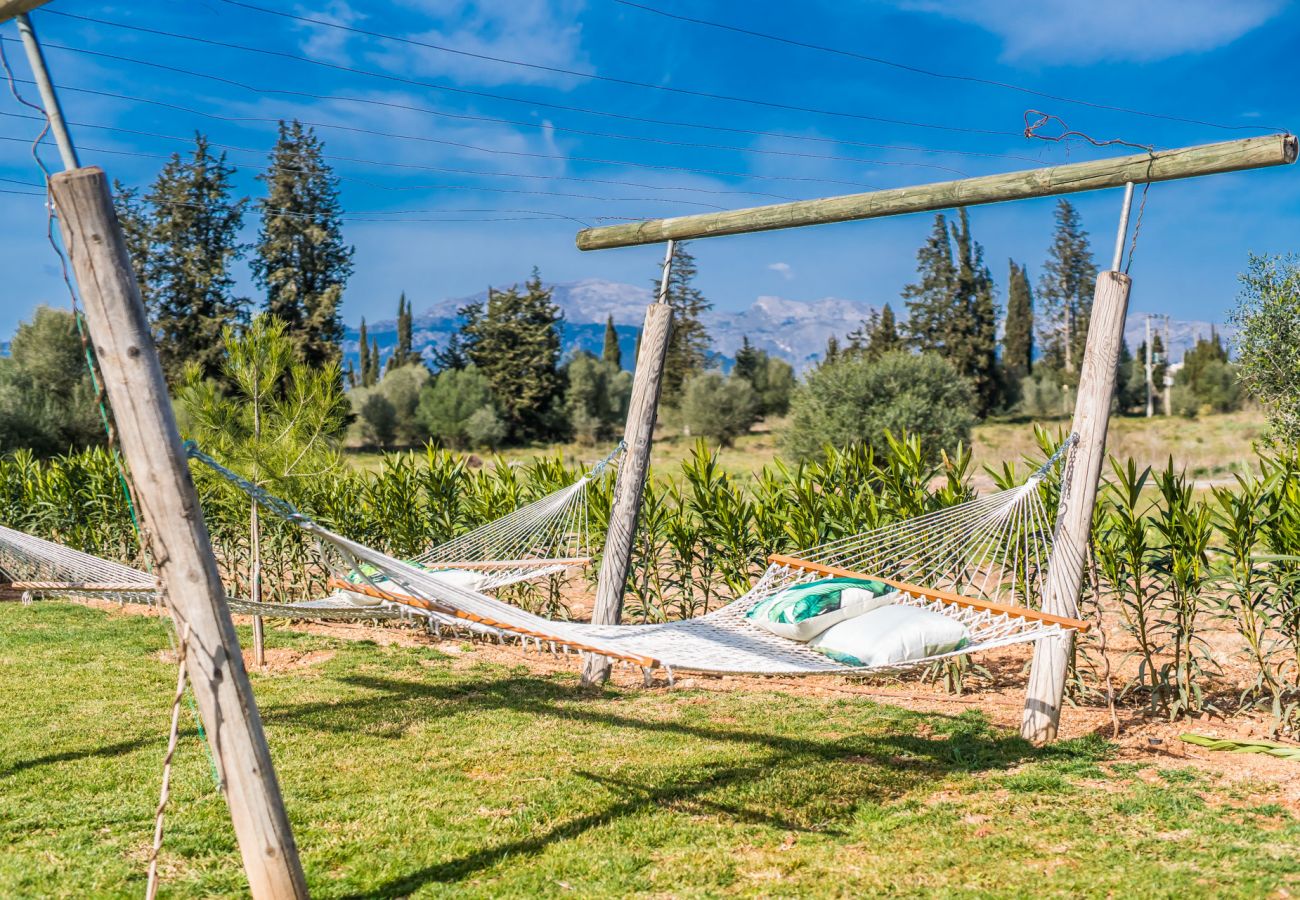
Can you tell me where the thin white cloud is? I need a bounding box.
[905,0,1283,63]
[768,262,794,280]
[379,0,592,88]
[294,1,364,65]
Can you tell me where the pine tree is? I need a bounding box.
[902,214,957,352]
[144,134,248,383]
[357,318,371,387]
[823,335,841,365]
[462,268,565,442]
[432,331,470,373]
[733,336,761,383]
[1037,199,1097,375]
[658,242,713,404]
[252,120,354,368]
[1003,260,1034,384]
[869,303,902,354]
[602,314,621,368]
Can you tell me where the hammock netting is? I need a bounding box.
[1,437,1090,678]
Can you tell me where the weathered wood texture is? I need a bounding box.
[0,1,52,22]
[765,555,1091,632]
[577,135,1296,250]
[1021,271,1133,743]
[49,168,308,899]
[582,301,674,685]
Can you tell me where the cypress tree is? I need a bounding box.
[1003,260,1034,383]
[252,120,354,368]
[462,268,564,442]
[395,292,415,367]
[633,328,643,366]
[368,338,381,385]
[658,242,713,404]
[904,210,1000,415]
[143,134,248,383]
[1037,199,1097,375]
[902,213,957,352]
[950,209,1001,416]
[358,318,371,386]
[602,314,621,368]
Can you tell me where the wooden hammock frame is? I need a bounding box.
[326,576,660,667]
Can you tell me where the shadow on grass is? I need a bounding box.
[0,732,172,779]
[266,673,1106,898]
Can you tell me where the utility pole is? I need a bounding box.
[1145,315,1155,418]
[6,6,307,894]
[1163,316,1173,417]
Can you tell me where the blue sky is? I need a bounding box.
[2,0,1297,338]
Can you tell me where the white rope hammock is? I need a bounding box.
[186,436,1089,677]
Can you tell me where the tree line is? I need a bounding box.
[349,244,794,451]
[788,200,1258,462]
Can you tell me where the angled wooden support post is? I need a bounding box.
[50,168,308,898]
[1021,268,1133,743]
[582,241,675,686]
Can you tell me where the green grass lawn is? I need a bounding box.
[3,603,1296,898]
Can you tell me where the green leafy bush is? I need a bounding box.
[416,365,496,450]
[782,351,975,462]
[680,372,758,447]
[1232,253,1300,445]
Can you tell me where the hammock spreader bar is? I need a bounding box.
[327,576,660,667]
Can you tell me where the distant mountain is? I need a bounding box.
[1122,312,1235,364]
[342,280,1234,378]
[345,279,879,374]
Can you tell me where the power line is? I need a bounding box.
[610,0,1274,133]
[8,72,976,177]
[0,128,789,202]
[10,36,1053,166]
[0,173,622,225]
[44,9,1021,137]
[0,108,886,191]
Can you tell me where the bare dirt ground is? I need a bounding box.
[78,596,1300,808]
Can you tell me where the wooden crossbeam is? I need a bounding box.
[326,577,660,668]
[577,135,1297,250]
[419,556,591,571]
[766,554,1091,633]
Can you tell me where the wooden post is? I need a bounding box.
[1021,270,1132,743]
[49,168,308,898]
[581,243,675,686]
[576,135,1295,250]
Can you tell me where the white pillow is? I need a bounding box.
[753,587,900,642]
[425,568,485,591]
[808,603,969,667]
